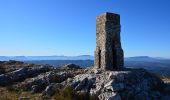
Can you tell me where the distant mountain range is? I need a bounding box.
[125,56,170,62]
[0,55,169,61]
[124,56,170,78]
[0,55,94,61]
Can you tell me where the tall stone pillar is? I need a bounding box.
[94,12,124,70]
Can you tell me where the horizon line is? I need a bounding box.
[0,55,169,59]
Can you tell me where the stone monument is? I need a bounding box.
[94,12,124,70]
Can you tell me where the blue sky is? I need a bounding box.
[0,0,170,57]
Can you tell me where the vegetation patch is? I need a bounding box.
[53,87,99,100]
[0,87,44,100]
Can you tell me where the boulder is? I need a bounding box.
[43,83,63,96]
[61,64,82,70]
[62,74,96,93]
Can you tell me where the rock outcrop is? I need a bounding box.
[0,65,52,86]
[0,61,169,100]
[61,63,82,70]
[62,68,165,100]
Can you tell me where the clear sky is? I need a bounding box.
[0,0,170,57]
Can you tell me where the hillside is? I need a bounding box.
[0,61,170,100]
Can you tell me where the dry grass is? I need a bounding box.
[0,87,98,100]
[0,87,44,100]
[53,87,98,100]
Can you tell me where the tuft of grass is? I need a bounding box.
[53,87,98,100]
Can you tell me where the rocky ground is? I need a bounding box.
[0,60,170,100]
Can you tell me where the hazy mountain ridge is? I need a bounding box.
[0,55,94,61]
[0,55,169,61]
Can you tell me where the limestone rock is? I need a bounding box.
[61,64,82,70]
[98,92,121,100]
[19,71,60,92]
[62,69,165,100]
[62,74,96,93]
[0,65,52,86]
[18,69,82,92]
[43,83,63,96]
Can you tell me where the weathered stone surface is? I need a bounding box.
[62,69,165,100]
[19,71,64,92]
[0,65,52,86]
[62,74,96,93]
[43,83,63,96]
[61,63,82,70]
[94,12,124,70]
[98,92,121,100]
